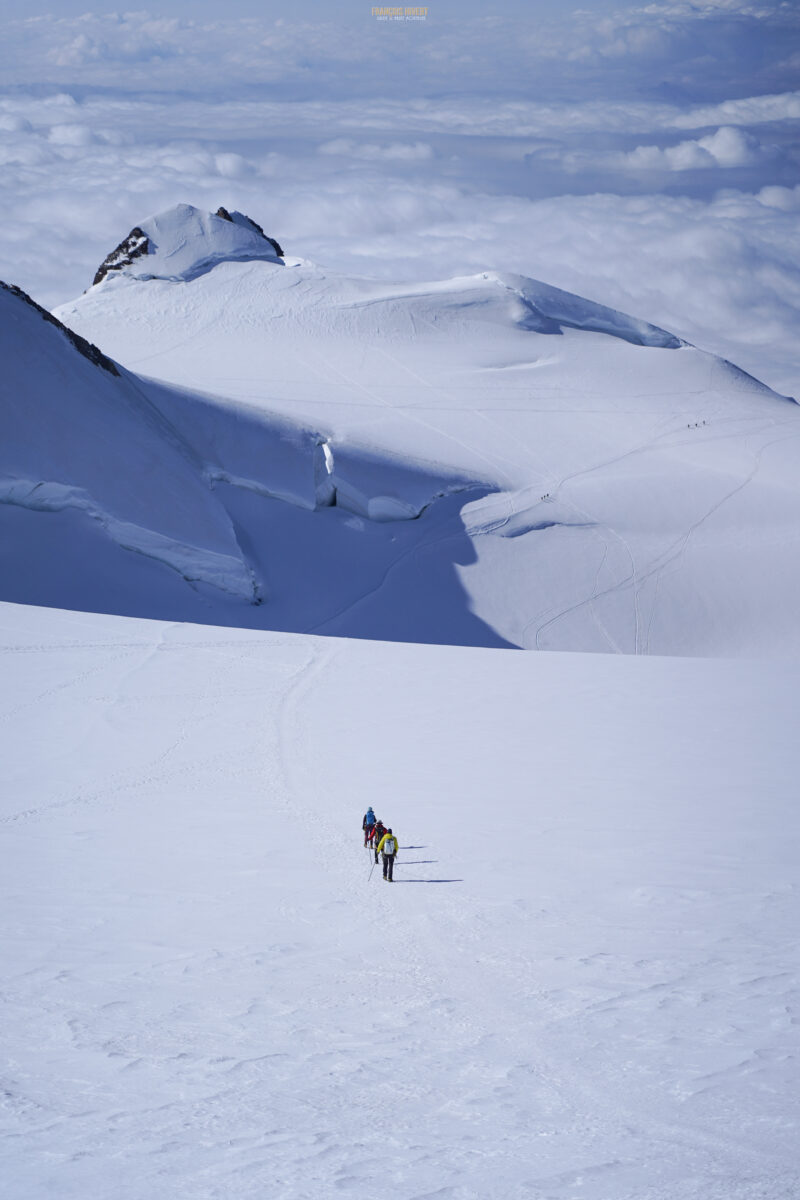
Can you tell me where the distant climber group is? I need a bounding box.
[362,807,398,881]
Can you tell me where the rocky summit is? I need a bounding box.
[89,203,284,288]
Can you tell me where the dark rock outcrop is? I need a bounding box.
[93,227,149,287]
[215,207,284,258]
[1,280,120,375]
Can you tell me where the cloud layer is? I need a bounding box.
[1,3,799,98]
[0,2,798,397]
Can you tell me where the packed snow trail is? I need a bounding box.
[1,602,799,1199]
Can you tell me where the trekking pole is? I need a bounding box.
[368,859,376,882]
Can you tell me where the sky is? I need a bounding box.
[0,0,798,394]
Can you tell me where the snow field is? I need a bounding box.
[51,224,800,657]
[7,205,800,656]
[1,602,798,1199]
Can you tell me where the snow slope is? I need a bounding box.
[0,281,256,605]
[1,599,798,1199]
[50,204,800,657]
[2,277,499,644]
[5,205,798,1200]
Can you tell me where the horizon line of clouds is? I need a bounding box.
[1,87,798,139]
[0,3,798,99]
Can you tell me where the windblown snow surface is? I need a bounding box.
[44,204,800,658]
[1,601,798,1200]
[2,206,799,1199]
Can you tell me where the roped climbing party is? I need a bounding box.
[362,808,399,881]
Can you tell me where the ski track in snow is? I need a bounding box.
[638,420,800,654]
[504,411,787,654]
[303,512,478,639]
[3,606,797,1198]
[0,614,796,1195]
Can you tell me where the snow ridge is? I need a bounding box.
[0,280,119,374]
[215,206,283,258]
[488,272,684,347]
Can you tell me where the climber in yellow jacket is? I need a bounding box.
[375,828,398,881]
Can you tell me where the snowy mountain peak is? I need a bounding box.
[91,203,284,288]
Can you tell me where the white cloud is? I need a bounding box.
[757,183,800,209]
[619,126,777,170]
[45,17,185,69]
[671,92,800,129]
[214,152,253,178]
[47,123,97,147]
[318,139,433,162]
[0,113,32,133]
[693,126,765,166]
